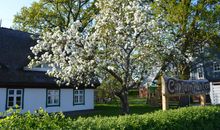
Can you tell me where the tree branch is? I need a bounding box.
[104,67,123,84]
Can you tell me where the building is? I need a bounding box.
[190,46,220,104]
[0,27,99,113]
[190,46,220,81]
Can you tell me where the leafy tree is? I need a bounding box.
[29,0,171,114]
[152,0,220,79]
[95,75,120,103]
[13,0,98,33]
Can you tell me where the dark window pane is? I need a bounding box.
[16,97,21,102]
[54,97,59,104]
[8,101,13,107]
[17,90,22,95]
[48,96,52,104]
[16,101,21,106]
[9,90,14,95]
[9,97,14,102]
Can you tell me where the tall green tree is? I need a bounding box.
[152,0,220,79]
[13,0,98,33]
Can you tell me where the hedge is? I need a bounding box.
[1,106,220,130]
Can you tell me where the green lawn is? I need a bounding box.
[75,96,160,118]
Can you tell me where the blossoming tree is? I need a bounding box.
[30,0,171,114]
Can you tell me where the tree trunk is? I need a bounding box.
[117,91,129,115]
[178,62,190,80]
[178,62,190,107]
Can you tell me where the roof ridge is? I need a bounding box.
[0,27,32,35]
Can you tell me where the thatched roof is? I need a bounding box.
[0,27,99,88]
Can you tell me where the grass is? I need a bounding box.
[64,89,160,118]
[75,95,160,118]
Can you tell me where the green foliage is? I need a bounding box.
[1,106,220,130]
[13,0,98,33]
[151,0,220,79]
[95,75,121,102]
[152,0,220,46]
[128,89,139,97]
[0,109,72,130]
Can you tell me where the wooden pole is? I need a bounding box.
[162,94,169,110]
[161,76,169,110]
[200,94,206,106]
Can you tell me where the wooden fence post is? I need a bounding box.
[200,94,206,106]
[161,76,169,111]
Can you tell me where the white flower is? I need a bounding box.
[29,0,172,87]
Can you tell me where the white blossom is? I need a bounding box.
[29,0,173,87]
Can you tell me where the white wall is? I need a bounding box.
[0,88,94,113]
[23,88,46,113]
[0,88,6,112]
[210,82,220,105]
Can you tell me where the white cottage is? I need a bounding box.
[0,27,99,113]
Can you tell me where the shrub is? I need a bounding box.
[128,89,139,97]
[1,106,220,130]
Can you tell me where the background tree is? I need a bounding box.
[29,0,171,114]
[152,0,220,79]
[95,75,120,103]
[13,0,98,33]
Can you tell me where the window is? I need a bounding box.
[213,62,220,72]
[190,72,196,80]
[47,89,60,107]
[7,89,23,109]
[197,64,204,79]
[73,90,85,105]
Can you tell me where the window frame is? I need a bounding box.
[197,64,204,79]
[46,89,60,107]
[73,89,85,105]
[213,62,220,72]
[6,88,24,110]
[190,72,196,80]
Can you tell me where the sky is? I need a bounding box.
[0,0,38,28]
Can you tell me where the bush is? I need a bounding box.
[128,89,139,96]
[1,106,220,130]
